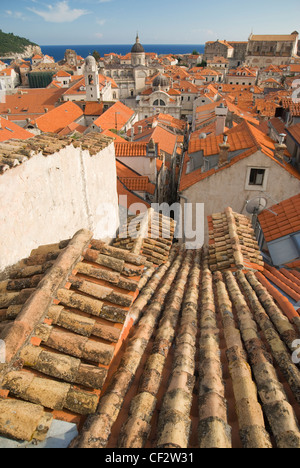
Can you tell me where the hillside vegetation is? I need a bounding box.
[0,29,38,55]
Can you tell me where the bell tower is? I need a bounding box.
[84,55,100,101]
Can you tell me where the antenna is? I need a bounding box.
[245,196,267,215]
[245,196,267,231]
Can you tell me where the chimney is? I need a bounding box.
[274,133,287,162]
[215,103,228,136]
[218,134,230,167]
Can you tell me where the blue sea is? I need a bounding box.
[40,44,205,62]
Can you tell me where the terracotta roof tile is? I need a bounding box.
[207,207,264,272]
[69,242,300,449]
[117,179,151,212]
[1,214,300,447]
[0,230,149,442]
[179,120,300,191]
[116,160,155,195]
[136,124,178,156]
[0,88,65,118]
[57,121,87,136]
[115,142,148,157]
[35,101,83,134]
[83,101,103,116]
[93,101,135,132]
[258,194,300,242]
[0,117,33,142]
[286,122,300,144]
[113,208,176,266]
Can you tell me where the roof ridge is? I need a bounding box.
[0,229,93,364]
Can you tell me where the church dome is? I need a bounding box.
[131,34,145,53]
[85,55,97,68]
[152,74,169,88]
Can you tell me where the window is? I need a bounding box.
[245,166,269,191]
[249,168,265,186]
[153,99,166,106]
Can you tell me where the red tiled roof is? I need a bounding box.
[280,99,300,117]
[0,67,14,77]
[268,117,286,134]
[115,142,148,157]
[116,160,155,195]
[57,121,87,136]
[179,121,300,192]
[0,117,33,142]
[119,177,155,195]
[0,88,65,117]
[35,101,83,134]
[0,230,149,443]
[290,64,300,73]
[206,39,234,48]
[136,125,178,156]
[83,101,103,116]
[93,102,134,132]
[286,122,300,144]
[54,70,71,78]
[258,193,300,242]
[117,179,150,211]
[263,264,300,303]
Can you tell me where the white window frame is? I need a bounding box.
[245,166,269,191]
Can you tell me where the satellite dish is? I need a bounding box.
[245,197,267,214]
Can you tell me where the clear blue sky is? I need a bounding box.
[1,0,299,45]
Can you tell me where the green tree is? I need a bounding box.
[197,59,207,67]
[0,29,37,55]
[92,50,101,62]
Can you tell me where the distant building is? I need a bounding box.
[225,66,258,86]
[178,121,300,245]
[204,40,234,61]
[204,40,247,67]
[103,34,163,100]
[0,67,20,92]
[245,32,299,67]
[137,73,181,120]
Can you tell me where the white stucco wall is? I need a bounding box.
[116,156,157,184]
[0,142,119,272]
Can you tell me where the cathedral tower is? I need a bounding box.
[131,34,146,67]
[84,55,100,101]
